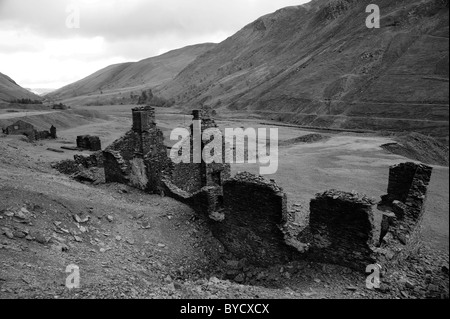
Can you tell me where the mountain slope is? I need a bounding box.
[157,0,449,136]
[47,43,216,104]
[0,72,42,102]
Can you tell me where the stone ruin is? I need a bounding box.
[208,172,295,266]
[295,162,433,271]
[77,135,102,151]
[299,190,378,270]
[376,163,434,264]
[103,106,231,196]
[53,151,105,184]
[2,120,57,142]
[98,106,434,273]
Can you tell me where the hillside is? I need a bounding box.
[0,72,43,102]
[381,132,449,166]
[46,43,216,105]
[156,0,449,136]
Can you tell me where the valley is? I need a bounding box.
[0,0,448,302]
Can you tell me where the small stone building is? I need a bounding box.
[4,120,36,141]
[3,120,57,142]
[77,135,102,151]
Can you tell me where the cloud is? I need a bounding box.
[0,0,307,88]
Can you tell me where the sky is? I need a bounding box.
[0,0,307,89]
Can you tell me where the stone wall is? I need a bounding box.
[103,131,139,184]
[296,163,434,272]
[302,190,377,270]
[74,151,104,169]
[209,172,294,267]
[141,128,172,193]
[379,163,433,242]
[103,150,130,185]
[376,163,433,266]
[170,163,203,193]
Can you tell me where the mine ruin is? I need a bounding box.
[2,120,57,142]
[97,106,435,272]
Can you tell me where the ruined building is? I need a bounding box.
[296,162,433,271]
[3,120,35,140]
[104,106,230,196]
[77,135,102,151]
[104,106,171,192]
[376,163,434,264]
[102,106,434,272]
[3,120,57,142]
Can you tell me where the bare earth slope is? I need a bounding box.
[0,72,42,102]
[157,0,449,136]
[46,43,216,104]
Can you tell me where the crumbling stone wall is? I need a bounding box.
[141,126,172,192]
[300,190,377,270]
[296,163,434,272]
[161,179,223,218]
[209,172,295,267]
[170,163,203,193]
[36,126,57,140]
[53,151,105,184]
[74,151,104,169]
[103,150,129,184]
[376,163,433,265]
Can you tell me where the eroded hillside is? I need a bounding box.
[157,0,449,136]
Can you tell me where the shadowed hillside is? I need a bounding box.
[46,43,216,105]
[0,72,43,102]
[156,0,449,136]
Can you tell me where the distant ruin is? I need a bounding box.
[77,135,102,151]
[2,120,57,142]
[100,106,434,272]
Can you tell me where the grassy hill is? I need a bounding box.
[46,43,216,105]
[0,72,43,102]
[156,0,449,136]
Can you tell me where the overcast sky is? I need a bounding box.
[0,0,307,89]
